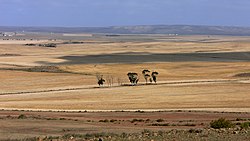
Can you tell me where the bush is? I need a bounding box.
[156,119,164,122]
[18,114,27,119]
[183,123,196,126]
[188,129,202,133]
[151,123,169,126]
[131,119,144,123]
[240,122,250,129]
[110,119,117,122]
[210,118,234,129]
[99,119,109,122]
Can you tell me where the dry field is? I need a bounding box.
[0,34,250,139]
[0,110,250,140]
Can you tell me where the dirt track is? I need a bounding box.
[0,78,247,96]
[0,78,249,112]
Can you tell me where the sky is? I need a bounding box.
[0,0,250,27]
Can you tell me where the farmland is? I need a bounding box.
[0,34,250,140]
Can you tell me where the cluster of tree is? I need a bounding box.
[38,43,57,48]
[127,70,159,85]
[96,70,159,87]
[25,43,57,48]
[142,69,159,84]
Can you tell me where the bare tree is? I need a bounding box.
[106,75,114,87]
[117,77,123,86]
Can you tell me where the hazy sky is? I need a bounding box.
[1,0,250,27]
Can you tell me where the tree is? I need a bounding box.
[151,71,159,83]
[142,69,151,84]
[127,72,139,85]
[106,75,114,87]
[96,74,105,86]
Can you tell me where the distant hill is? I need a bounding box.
[1,25,250,36]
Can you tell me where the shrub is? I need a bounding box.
[183,123,196,126]
[135,110,145,113]
[151,123,169,126]
[99,119,109,122]
[110,119,117,122]
[210,118,234,129]
[240,122,250,129]
[131,119,144,123]
[156,119,164,122]
[141,129,152,135]
[18,114,27,119]
[188,129,202,133]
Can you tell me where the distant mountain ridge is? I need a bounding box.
[1,25,250,36]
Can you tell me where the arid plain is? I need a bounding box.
[0,34,250,140]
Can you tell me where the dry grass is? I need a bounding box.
[0,35,250,112]
[0,35,250,140]
[0,82,250,111]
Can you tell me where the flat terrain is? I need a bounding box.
[0,35,249,111]
[0,110,250,140]
[0,34,250,139]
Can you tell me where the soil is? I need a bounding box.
[0,110,250,140]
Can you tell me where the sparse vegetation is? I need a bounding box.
[17,114,27,119]
[210,118,234,129]
[106,75,114,87]
[99,119,109,123]
[1,32,250,141]
[151,123,170,126]
[156,119,164,122]
[25,43,57,48]
[3,128,250,141]
[240,122,250,129]
[109,119,117,122]
[183,123,196,126]
[188,129,202,133]
[135,110,145,113]
[131,119,145,123]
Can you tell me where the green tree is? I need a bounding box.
[96,74,105,86]
[127,72,139,85]
[142,69,151,84]
[151,71,159,83]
